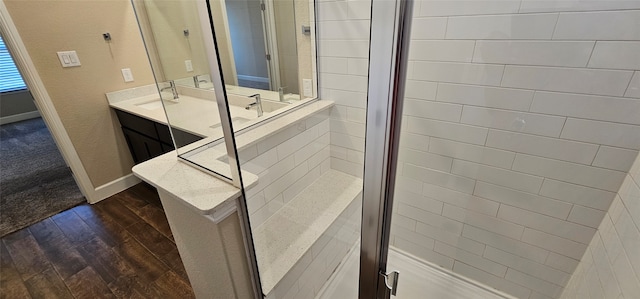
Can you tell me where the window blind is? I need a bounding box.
[0,35,27,93]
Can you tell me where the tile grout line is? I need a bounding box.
[622,71,636,97]
[585,40,597,68]
[550,12,561,40]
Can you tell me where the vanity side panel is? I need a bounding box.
[157,189,252,299]
[218,208,256,299]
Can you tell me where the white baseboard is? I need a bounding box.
[237,74,269,83]
[0,110,40,125]
[90,173,142,204]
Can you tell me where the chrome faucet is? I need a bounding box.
[160,80,179,101]
[245,94,263,117]
[193,75,207,88]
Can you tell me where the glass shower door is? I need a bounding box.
[374,0,640,298]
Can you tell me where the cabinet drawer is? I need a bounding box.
[115,110,158,139]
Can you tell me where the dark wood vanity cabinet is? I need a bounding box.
[121,127,165,163]
[114,109,202,164]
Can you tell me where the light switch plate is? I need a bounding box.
[57,51,81,68]
[185,60,193,72]
[121,68,134,82]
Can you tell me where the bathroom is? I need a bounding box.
[1,0,639,298]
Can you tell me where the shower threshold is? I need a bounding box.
[317,244,516,299]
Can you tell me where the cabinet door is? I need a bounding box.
[122,127,164,164]
[172,128,203,146]
[115,110,158,139]
[161,142,175,153]
[155,122,174,145]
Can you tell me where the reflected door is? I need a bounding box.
[225,0,272,89]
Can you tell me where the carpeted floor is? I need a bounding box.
[0,117,85,237]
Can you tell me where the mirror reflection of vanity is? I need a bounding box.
[110,0,317,174]
[134,0,314,101]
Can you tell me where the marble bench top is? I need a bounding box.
[252,169,363,294]
[132,151,258,215]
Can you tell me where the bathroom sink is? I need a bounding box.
[209,117,250,129]
[135,99,177,110]
[261,100,288,113]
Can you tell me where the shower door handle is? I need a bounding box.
[380,270,400,297]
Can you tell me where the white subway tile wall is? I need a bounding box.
[316,0,640,298]
[240,1,371,297]
[317,0,370,179]
[626,72,640,98]
[243,113,331,228]
[561,155,640,298]
[240,108,365,299]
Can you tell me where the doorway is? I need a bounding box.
[0,34,84,237]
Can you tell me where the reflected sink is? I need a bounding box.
[209,117,250,129]
[136,99,177,110]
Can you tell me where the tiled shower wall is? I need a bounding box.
[316,0,370,179]
[391,2,640,299]
[317,1,640,299]
[241,112,331,228]
[561,154,640,298]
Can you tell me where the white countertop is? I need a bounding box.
[106,86,250,214]
[172,77,301,102]
[109,85,333,216]
[132,150,258,215]
[108,93,260,138]
[128,99,334,216]
[108,86,308,140]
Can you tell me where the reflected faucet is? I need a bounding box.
[193,75,207,88]
[245,94,263,117]
[160,80,179,101]
[278,86,285,102]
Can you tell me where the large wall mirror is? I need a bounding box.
[134,0,315,102]
[131,0,317,177]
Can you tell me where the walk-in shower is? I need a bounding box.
[132,0,640,297]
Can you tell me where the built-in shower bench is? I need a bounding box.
[253,169,363,297]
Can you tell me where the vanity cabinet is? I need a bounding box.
[114,109,202,164]
[121,127,165,163]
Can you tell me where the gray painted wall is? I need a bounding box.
[0,89,38,121]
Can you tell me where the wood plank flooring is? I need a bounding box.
[0,183,195,299]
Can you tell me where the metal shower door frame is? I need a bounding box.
[359,0,414,297]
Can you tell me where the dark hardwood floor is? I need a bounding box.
[0,183,195,298]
